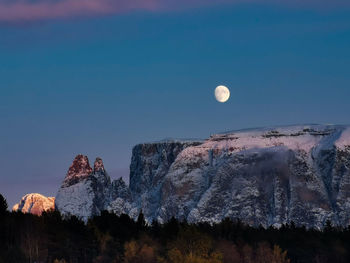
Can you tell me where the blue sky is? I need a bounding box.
[1,2,350,207]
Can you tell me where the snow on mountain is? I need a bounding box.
[55,125,350,228]
[128,141,203,220]
[13,193,55,215]
[156,125,350,227]
[55,155,129,221]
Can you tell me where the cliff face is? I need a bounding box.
[128,125,350,228]
[13,193,55,215]
[55,125,350,228]
[129,141,203,220]
[55,155,129,221]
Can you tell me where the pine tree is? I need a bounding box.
[137,210,146,229]
[0,194,8,216]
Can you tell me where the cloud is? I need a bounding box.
[0,0,348,22]
[0,0,159,22]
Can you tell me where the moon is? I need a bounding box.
[215,85,230,103]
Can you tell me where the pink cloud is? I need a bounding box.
[0,0,160,22]
[0,0,348,22]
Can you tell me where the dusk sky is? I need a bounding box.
[1,0,350,208]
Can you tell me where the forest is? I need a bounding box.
[1,193,350,263]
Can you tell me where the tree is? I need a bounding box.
[256,242,273,263]
[216,240,240,263]
[137,211,146,229]
[271,245,290,263]
[124,236,157,263]
[242,244,254,263]
[165,226,222,263]
[324,220,333,232]
[0,194,8,216]
[167,248,183,263]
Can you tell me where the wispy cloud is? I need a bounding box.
[0,0,160,22]
[0,0,348,22]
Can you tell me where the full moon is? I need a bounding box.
[215,85,230,103]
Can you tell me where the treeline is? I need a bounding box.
[1,194,350,263]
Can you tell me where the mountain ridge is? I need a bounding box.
[17,124,350,228]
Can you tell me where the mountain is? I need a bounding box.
[13,193,55,215]
[55,125,350,228]
[55,155,131,221]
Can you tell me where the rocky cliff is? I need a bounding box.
[128,140,203,221]
[13,193,55,215]
[55,125,350,228]
[55,155,130,221]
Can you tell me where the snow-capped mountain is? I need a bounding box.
[55,155,130,221]
[55,125,350,228]
[13,193,55,215]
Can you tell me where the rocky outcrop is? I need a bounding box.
[63,154,92,187]
[129,140,203,221]
[13,193,55,215]
[55,125,350,228]
[153,125,350,228]
[55,141,201,221]
[107,178,133,217]
[55,156,128,221]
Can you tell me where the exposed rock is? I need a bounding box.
[63,154,92,187]
[155,125,350,228]
[13,193,55,215]
[55,125,350,228]
[129,140,203,221]
[94,157,105,173]
[55,156,128,221]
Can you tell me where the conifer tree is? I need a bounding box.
[137,210,146,229]
[0,194,8,216]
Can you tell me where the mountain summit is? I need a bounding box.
[94,157,105,173]
[55,155,129,221]
[63,154,93,187]
[13,193,55,215]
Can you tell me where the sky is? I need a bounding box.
[0,0,350,208]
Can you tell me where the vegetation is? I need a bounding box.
[0,193,349,263]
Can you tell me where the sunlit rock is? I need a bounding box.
[13,193,55,215]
